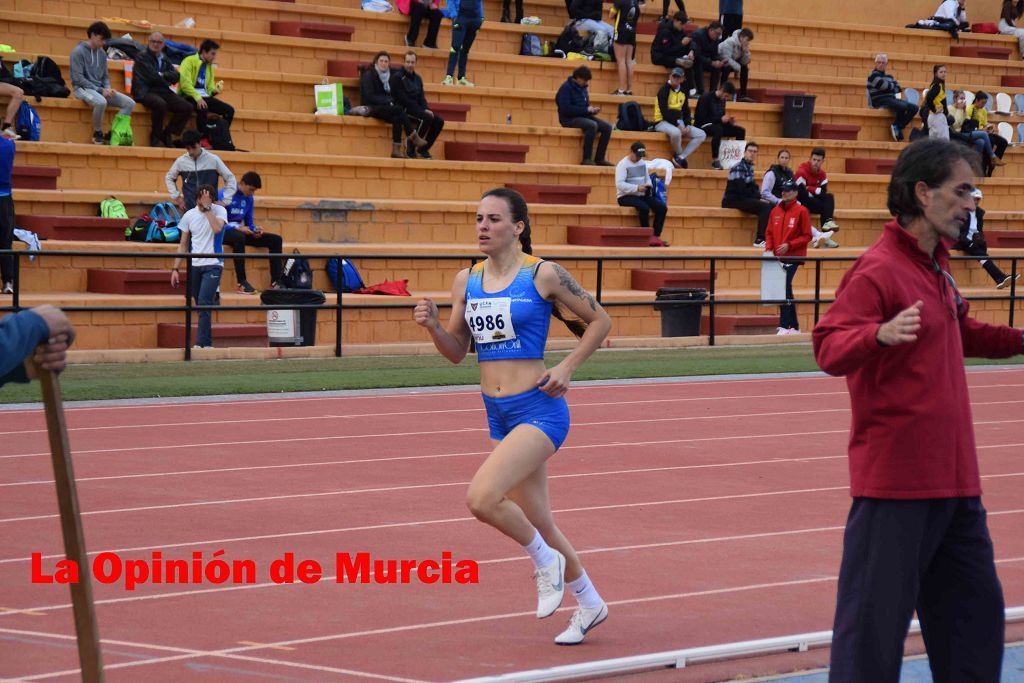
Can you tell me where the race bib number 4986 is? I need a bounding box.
[465,297,517,344]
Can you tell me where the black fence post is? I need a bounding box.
[12,253,20,312]
[334,257,343,358]
[1007,258,1015,329]
[708,257,716,347]
[595,259,604,304]
[814,258,822,325]
[184,258,193,361]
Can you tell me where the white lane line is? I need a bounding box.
[0,391,856,436]
[0,455,849,523]
[0,628,427,683]
[5,409,1023,461]
[0,484,857,567]
[15,557,1024,679]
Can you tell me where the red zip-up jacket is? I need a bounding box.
[765,199,812,258]
[795,161,828,194]
[813,221,1023,499]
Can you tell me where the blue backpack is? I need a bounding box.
[15,101,40,141]
[326,258,365,292]
[649,173,667,204]
[146,202,182,242]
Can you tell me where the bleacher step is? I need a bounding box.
[88,269,183,295]
[631,269,714,290]
[157,323,268,348]
[567,225,652,247]
[701,314,779,336]
[986,230,1024,249]
[19,215,128,241]
[811,122,860,140]
[269,21,354,42]
[845,157,896,175]
[506,183,591,205]
[444,142,529,163]
[950,45,1012,60]
[12,165,60,190]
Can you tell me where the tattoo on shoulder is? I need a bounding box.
[551,263,596,311]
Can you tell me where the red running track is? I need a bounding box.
[0,370,1023,682]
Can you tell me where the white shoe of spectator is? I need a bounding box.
[1,282,12,294]
[776,327,789,336]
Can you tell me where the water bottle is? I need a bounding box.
[506,113,512,125]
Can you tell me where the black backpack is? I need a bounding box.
[555,22,586,55]
[616,101,646,131]
[203,117,235,151]
[281,251,313,289]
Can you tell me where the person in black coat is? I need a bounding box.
[132,32,193,147]
[689,21,725,94]
[956,189,1018,289]
[359,51,428,159]
[394,52,444,159]
[650,12,695,91]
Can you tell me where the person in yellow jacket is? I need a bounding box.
[179,39,234,136]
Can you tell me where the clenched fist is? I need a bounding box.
[414,298,441,330]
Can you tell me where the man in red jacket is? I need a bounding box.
[794,147,839,234]
[813,138,1020,682]
[764,179,811,335]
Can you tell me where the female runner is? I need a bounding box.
[413,188,612,644]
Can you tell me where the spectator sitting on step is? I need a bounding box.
[132,32,193,148]
[949,89,1000,176]
[720,140,771,247]
[650,11,695,91]
[695,80,744,169]
[400,0,442,48]
[165,128,237,212]
[689,21,726,95]
[956,188,1019,289]
[967,92,1009,177]
[616,142,669,247]
[219,172,284,295]
[794,147,841,235]
[999,0,1024,57]
[394,51,445,159]
[0,82,24,140]
[922,64,950,140]
[568,0,615,36]
[867,54,918,142]
[178,39,235,140]
[556,66,614,166]
[933,0,969,34]
[717,27,754,102]
[654,67,706,169]
[761,149,838,248]
[70,21,135,145]
[360,51,428,159]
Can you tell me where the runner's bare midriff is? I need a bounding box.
[479,359,547,397]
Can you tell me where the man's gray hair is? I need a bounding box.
[875,53,888,63]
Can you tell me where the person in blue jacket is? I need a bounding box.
[441,0,484,86]
[0,306,75,388]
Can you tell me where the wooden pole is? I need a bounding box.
[39,369,104,683]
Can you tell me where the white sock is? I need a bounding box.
[567,571,603,609]
[522,529,556,570]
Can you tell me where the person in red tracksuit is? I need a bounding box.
[764,179,811,335]
[813,138,1023,683]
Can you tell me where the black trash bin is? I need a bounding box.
[653,287,707,337]
[781,94,816,138]
[260,288,326,347]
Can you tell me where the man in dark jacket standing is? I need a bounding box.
[720,140,770,245]
[394,51,444,160]
[688,21,725,95]
[132,32,193,147]
[814,139,1019,683]
[555,66,613,166]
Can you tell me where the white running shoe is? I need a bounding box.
[1,282,12,294]
[534,551,565,618]
[821,219,839,233]
[555,602,608,645]
[776,327,788,336]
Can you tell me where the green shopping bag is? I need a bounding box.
[109,113,134,146]
[315,81,344,115]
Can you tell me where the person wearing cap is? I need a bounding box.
[955,188,1019,289]
[650,11,695,89]
[654,68,706,169]
[765,179,812,335]
[615,142,669,247]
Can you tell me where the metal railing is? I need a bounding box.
[1,249,1020,359]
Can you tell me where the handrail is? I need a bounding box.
[1,249,1020,358]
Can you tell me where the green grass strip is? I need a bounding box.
[1,345,1020,404]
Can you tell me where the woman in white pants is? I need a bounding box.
[923,64,950,140]
[999,0,1024,57]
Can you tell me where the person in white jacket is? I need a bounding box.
[615,142,669,247]
[717,27,754,102]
